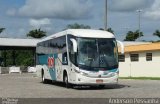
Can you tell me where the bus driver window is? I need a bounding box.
[62,52,68,65]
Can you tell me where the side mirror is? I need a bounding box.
[70,38,78,52]
[116,40,124,54]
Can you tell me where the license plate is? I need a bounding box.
[96,79,103,83]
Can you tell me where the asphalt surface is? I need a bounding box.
[0,73,160,98]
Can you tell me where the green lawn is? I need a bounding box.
[120,77,160,80]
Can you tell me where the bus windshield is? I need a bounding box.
[77,38,118,70]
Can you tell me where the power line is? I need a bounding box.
[104,0,108,31]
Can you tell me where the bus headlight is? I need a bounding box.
[74,68,81,73]
[110,73,116,77]
[81,72,89,76]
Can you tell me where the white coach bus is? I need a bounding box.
[36,29,124,88]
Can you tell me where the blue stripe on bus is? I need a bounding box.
[109,68,118,72]
[49,68,56,80]
[38,54,58,81]
[49,54,58,80]
[38,55,48,65]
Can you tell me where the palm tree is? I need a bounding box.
[124,30,143,41]
[107,28,114,34]
[66,23,91,29]
[153,30,160,38]
[0,28,5,34]
[99,27,114,34]
[27,28,46,38]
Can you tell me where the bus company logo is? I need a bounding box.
[98,75,101,78]
[48,57,54,68]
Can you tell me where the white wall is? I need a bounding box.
[119,51,160,77]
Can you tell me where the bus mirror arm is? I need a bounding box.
[70,38,78,53]
[116,40,124,54]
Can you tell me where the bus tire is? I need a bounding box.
[64,72,71,88]
[42,70,47,84]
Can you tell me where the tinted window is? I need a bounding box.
[118,54,125,62]
[62,52,68,65]
[146,53,152,61]
[130,54,139,62]
[36,36,66,54]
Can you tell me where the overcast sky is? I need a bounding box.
[0,0,160,41]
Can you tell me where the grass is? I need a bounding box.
[120,77,160,80]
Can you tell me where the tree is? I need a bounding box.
[153,30,160,38]
[66,23,91,29]
[1,50,34,67]
[99,27,114,34]
[0,28,5,34]
[27,28,46,38]
[107,28,114,34]
[124,30,143,41]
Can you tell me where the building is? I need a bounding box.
[0,38,40,74]
[119,42,160,77]
[0,38,40,66]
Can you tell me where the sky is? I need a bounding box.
[0,0,160,41]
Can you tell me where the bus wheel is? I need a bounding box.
[64,74,71,88]
[42,70,47,84]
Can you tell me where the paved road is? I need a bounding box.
[0,73,160,98]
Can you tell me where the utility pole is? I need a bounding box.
[137,10,142,36]
[105,0,108,31]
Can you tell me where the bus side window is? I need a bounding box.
[62,52,68,65]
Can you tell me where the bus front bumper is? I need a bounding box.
[71,73,118,85]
